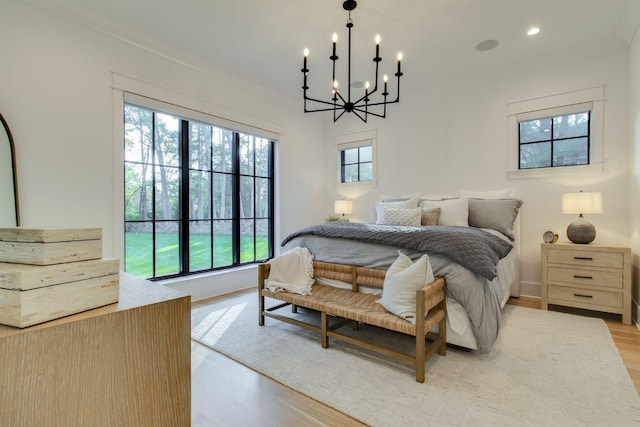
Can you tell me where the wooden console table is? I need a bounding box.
[0,273,191,426]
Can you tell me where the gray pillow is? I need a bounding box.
[468,198,523,240]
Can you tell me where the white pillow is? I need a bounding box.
[419,194,455,201]
[420,198,469,226]
[379,193,419,202]
[458,188,515,199]
[379,207,422,226]
[374,195,420,224]
[377,252,435,323]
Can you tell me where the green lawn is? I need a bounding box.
[125,232,269,278]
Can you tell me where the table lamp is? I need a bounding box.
[561,191,603,244]
[334,199,353,221]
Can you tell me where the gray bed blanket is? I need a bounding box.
[281,222,512,280]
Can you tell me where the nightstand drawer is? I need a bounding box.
[547,249,623,269]
[548,285,622,308]
[547,267,623,289]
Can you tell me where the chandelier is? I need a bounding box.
[301,0,403,122]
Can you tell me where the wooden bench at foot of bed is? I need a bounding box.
[258,260,447,383]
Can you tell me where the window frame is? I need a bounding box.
[518,108,591,170]
[507,87,604,179]
[123,100,275,281]
[334,130,378,185]
[340,144,373,183]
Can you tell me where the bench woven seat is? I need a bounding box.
[259,261,447,383]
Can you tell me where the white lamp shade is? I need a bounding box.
[562,192,603,215]
[334,199,353,215]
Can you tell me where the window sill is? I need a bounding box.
[506,163,604,180]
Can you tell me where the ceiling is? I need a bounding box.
[22,0,640,103]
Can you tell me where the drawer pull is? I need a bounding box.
[574,293,593,299]
[573,256,593,261]
[573,275,593,280]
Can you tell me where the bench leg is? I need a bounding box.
[438,301,447,356]
[258,293,265,326]
[321,312,329,349]
[291,304,298,314]
[416,333,426,383]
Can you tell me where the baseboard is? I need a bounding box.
[160,264,258,302]
[520,281,540,298]
[522,282,639,330]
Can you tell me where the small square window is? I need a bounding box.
[340,144,373,183]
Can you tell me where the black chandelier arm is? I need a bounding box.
[351,86,379,106]
[395,71,402,102]
[304,101,341,113]
[353,108,385,119]
[334,108,349,122]
[304,94,339,107]
[361,97,399,108]
[350,108,367,123]
[333,90,348,105]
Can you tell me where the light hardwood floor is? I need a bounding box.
[192,293,640,426]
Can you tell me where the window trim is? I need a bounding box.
[507,86,604,179]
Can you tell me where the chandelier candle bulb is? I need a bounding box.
[375,34,380,58]
[397,52,403,74]
[332,33,337,57]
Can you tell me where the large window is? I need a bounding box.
[519,110,591,169]
[124,103,274,280]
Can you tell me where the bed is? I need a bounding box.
[281,191,522,353]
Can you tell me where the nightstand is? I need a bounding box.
[541,242,632,324]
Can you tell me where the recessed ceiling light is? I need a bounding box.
[475,39,499,52]
[527,27,540,36]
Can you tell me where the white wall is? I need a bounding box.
[323,48,632,299]
[0,1,326,300]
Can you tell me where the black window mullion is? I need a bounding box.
[587,112,591,164]
[209,130,214,269]
[550,118,555,166]
[232,132,240,266]
[252,141,257,261]
[268,140,274,260]
[180,119,190,275]
[151,112,157,277]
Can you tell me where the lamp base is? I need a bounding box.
[566,215,596,244]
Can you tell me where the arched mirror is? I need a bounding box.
[0,113,20,226]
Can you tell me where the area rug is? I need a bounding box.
[191,292,640,426]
